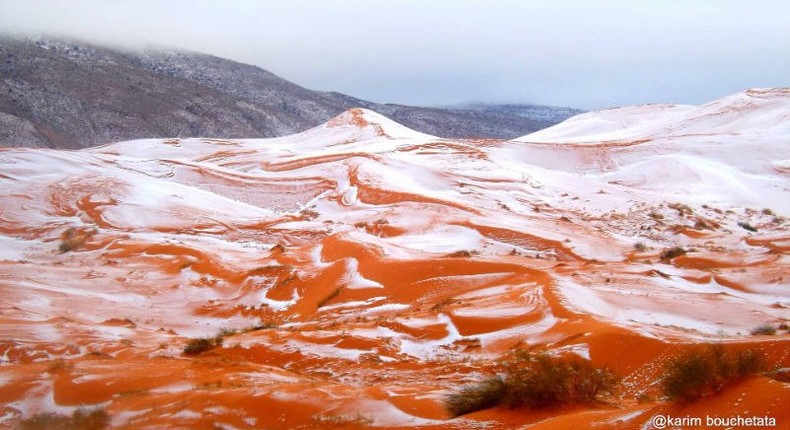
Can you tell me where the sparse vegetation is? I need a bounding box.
[660,246,687,261]
[737,221,758,232]
[633,242,647,252]
[244,323,277,332]
[431,296,456,311]
[445,377,506,417]
[58,227,96,253]
[312,412,373,427]
[59,227,80,252]
[668,203,693,216]
[217,327,237,338]
[183,337,219,355]
[445,352,616,417]
[445,250,473,258]
[661,345,766,401]
[750,324,777,335]
[20,408,108,430]
[185,330,236,355]
[762,208,774,216]
[693,219,718,230]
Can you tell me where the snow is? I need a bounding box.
[0,235,29,261]
[2,88,789,427]
[515,88,790,144]
[341,258,384,289]
[383,225,484,253]
[398,313,463,359]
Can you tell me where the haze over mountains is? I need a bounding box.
[0,38,582,149]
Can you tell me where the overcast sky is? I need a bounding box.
[1,0,788,109]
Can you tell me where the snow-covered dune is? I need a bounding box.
[1,93,788,429]
[515,87,790,144]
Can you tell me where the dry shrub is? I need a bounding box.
[660,246,686,261]
[20,408,108,430]
[445,353,616,417]
[445,377,506,417]
[662,345,766,401]
[501,353,617,409]
[750,324,777,335]
[183,336,222,355]
[58,227,97,253]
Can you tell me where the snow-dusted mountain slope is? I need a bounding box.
[0,93,788,429]
[0,38,573,149]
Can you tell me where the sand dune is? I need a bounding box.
[0,91,788,429]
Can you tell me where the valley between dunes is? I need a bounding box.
[0,88,788,429]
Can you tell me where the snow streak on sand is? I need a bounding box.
[0,92,789,429]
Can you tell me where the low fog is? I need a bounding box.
[1,0,788,109]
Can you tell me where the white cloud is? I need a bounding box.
[1,0,788,109]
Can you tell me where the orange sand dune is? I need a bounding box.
[1,99,789,428]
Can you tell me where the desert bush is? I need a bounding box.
[669,203,693,216]
[660,246,687,261]
[183,337,222,355]
[59,227,81,252]
[501,353,616,409]
[737,222,757,232]
[633,242,647,252]
[217,328,237,337]
[445,377,506,417]
[662,345,765,401]
[20,407,108,430]
[58,227,96,253]
[445,353,616,416]
[244,323,277,332]
[750,324,777,335]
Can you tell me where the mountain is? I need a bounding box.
[457,102,585,123]
[0,38,580,149]
[0,90,788,429]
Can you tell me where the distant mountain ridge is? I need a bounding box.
[456,103,584,123]
[0,37,582,149]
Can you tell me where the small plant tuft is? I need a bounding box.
[633,242,647,252]
[660,246,687,261]
[20,407,109,430]
[750,324,777,335]
[649,211,664,220]
[184,337,221,355]
[669,203,693,216]
[737,222,758,232]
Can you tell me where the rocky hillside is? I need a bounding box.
[0,38,580,149]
